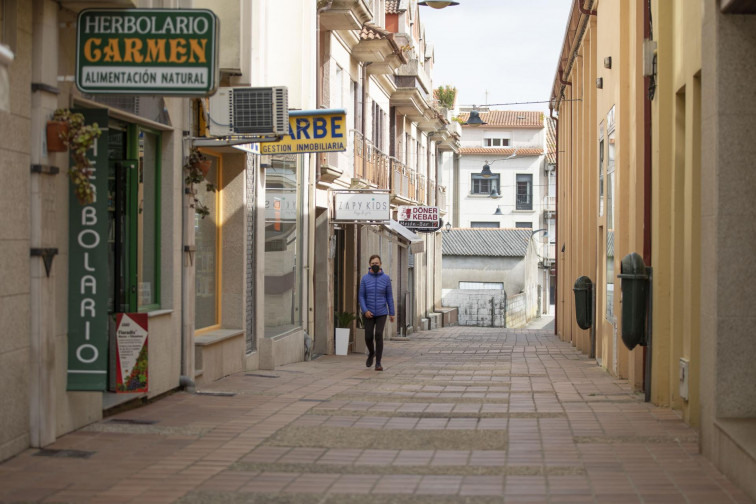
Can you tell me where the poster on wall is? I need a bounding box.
[115,313,148,393]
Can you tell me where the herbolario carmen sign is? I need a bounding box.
[398,205,441,232]
[76,9,219,95]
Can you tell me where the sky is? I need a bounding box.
[420,0,573,113]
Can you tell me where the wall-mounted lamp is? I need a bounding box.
[531,228,548,238]
[603,56,612,69]
[493,206,503,216]
[419,0,459,8]
[596,77,603,89]
[463,109,487,126]
[480,150,517,178]
[445,222,452,232]
[489,185,500,198]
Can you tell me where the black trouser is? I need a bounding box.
[364,315,387,364]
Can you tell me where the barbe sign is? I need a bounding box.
[76,9,219,95]
[398,205,441,232]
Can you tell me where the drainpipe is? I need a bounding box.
[642,0,653,402]
[550,106,559,337]
[362,62,370,179]
[578,0,597,16]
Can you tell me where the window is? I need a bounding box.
[194,151,220,330]
[471,173,500,195]
[460,281,504,289]
[516,222,532,229]
[606,106,616,320]
[264,155,302,337]
[516,174,533,210]
[484,138,510,147]
[470,221,499,228]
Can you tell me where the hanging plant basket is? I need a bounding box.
[49,109,103,205]
[184,147,217,219]
[196,158,212,177]
[46,120,69,152]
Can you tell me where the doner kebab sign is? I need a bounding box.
[76,9,219,95]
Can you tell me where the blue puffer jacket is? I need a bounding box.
[359,269,395,317]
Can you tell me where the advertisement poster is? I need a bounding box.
[115,313,148,393]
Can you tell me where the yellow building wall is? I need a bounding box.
[650,0,701,425]
[556,1,646,385]
[555,0,702,425]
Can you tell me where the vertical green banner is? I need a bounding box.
[67,108,110,391]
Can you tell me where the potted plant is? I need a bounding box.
[48,109,103,205]
[184,147,217,218]
[334,311,357,355]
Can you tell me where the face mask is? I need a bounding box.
[371,264,380,273]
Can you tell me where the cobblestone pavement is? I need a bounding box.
[0,322,752,503]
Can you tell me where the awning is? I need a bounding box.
[384,219,425,254]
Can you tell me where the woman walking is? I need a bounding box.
[358,255,395,371]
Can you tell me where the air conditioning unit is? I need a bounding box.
[207,86,289,137]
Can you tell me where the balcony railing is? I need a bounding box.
[417,174,427,205]
[354,130,390,188]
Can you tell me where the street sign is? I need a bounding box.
[398,205,441,232]
[76,9,219,95]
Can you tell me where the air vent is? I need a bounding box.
[208,86,289,137]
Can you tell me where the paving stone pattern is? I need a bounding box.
[0,324,752,504]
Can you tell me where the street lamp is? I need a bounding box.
[493,205,503,215]
[464,109,487,126]
[419,1,459,8]
[480,150,518,178]
[445,222,452,232]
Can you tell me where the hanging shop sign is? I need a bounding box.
[115,313,148,393]
[67,108,110,391]
[398,205,441,232]
[261,109,347,155]
[76,8,219,95]
[334,192,390,222]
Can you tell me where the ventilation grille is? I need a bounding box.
[232,87,289,135]
[208,86,289,137]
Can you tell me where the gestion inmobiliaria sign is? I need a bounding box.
[76,9,219,95]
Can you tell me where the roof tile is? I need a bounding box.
[459,110,543,128]
[459,147,543,156]
[386,0,402,14]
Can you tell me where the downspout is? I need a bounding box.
[578,0,597,17]
[362,62,370,179]
[550,106,559,337]
[642,0,653,401]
